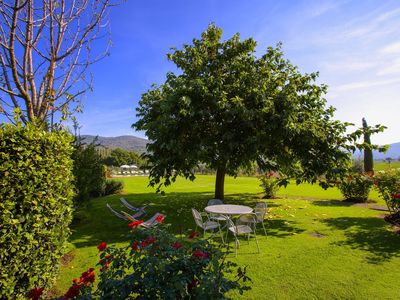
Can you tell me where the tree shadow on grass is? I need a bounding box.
[321,217,400,264]
[71,191,254,249]
[311,200,354,207]
[266,219,305,237]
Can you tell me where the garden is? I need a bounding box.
[1,2,400,299]
[50,175,400,299]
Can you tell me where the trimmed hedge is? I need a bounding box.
[0,123,75,298]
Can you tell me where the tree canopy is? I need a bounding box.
[133,24,382,199]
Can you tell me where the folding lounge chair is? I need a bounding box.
[122,211,166,229]
[120,197,150,215]
[107,203,145,221]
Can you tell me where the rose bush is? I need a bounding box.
[31,224,251,299]
[374,169,400,213]
[338,173,374,202]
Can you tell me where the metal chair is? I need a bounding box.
[239,202,267,235]
[207,199,228,222]
[191,208,224,243]
[120,197,150,215]
[227,213,260,256]
[107,203,145,221]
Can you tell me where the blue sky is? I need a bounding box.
[76,0,400,145]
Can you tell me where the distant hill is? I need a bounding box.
[81,135,148,153]
[354,142,400,160]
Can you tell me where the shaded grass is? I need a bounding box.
[54,175,400,299]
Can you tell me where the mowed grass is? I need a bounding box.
[374,161,400,171]
[54,175,400,299]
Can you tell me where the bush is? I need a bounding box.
[259,172,281,198]
[0,122,74,298]
[104,179,124,195]
[72,138,107,201]
[338,173,374,202]
[374,169,400,213]
[53,225,251,299]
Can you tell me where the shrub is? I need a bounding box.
[54,225,251,299]
[374,169,400,213]
[0,122,74,298]
[72,138,107,201]
[104,179,124,195]
[259,172,281,198]
[338,173,374,202]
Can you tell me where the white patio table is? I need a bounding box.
[204,204,253,241]
[205,204,253,216]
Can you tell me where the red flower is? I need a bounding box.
[188,231,198,239]
[392,193,400,199]
[187,279,198,291]
[64,284,80,299]
[27,287,44,300]
[128,220,144,229]
[145,236,156,244]
[79,268,95,286]
[141,240,149,248]
[156,215,165,223]
[97,242,107,252]
[131,241,139,251]
[192,249,209,259]
[172,242,182,249]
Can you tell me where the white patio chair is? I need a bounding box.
[227,213,260,256]
[107,203,145,221]
[207,199,228,222]
[122,211,166,228]
[191,208,225,243]
[120,197,150,215]
[239,202,267,235]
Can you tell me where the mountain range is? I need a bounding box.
[81,135,148,153]
[81,134,399,159]
[354,142,400,160]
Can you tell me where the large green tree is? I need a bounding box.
[133,24,371,199]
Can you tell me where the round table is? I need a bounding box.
[205,204,253,216]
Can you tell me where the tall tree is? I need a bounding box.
[362,117,374,173]
[133,24,381,199]
[0,0,118,127]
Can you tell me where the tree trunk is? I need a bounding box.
[215,167,226,200]
[362,118,374,173]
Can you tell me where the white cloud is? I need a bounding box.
[381,42,400,54]
[334,78,400,92]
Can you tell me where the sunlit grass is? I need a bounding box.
[54,175,400,299]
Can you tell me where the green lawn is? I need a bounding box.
[55,175,400,299]
[374,161,400,171]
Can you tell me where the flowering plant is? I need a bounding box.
[338,173,374,203]
[374,169,400,213]
[49,225,250,299]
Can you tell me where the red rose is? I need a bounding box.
[155,215,165,223]
[27,287,44,300]
[64,284,80,299]
[188,231,198,239]
[172,242,182,249]
[128,220,144,229]
[187,279,198,290]
[97,242,107,252]
[141,240,149,248]
[80,268,95,285]
[145,236,156,244]
[131,241,139,251]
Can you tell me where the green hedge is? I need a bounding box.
[0,123,75,298]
